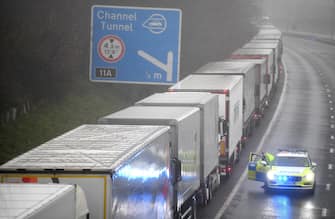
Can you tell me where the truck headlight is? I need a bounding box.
[305,172,314,181]
[267,170,275,180]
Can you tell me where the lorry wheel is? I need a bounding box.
[192,196,197,219]
[208,181,213,202]
[199,188,207,206]
[248,124,253,137]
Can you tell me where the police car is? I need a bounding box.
[248,149,317,193]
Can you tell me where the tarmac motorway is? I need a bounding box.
[198,35,335,219]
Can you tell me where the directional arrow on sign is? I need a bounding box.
[138,50,173,82]
[91,6,181,84]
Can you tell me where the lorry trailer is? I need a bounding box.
[98,106,201,218]
[253,30,283,55]
[135,92,220,205]
[224,58,268,116]
[168,74,243,177]
[195,61,258,139]
[231,48,275,100]
[249,39,283,61]
[242,42,280,84]
[0,124,177,219]
[0,183,89,219]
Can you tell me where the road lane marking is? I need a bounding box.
[213,59,288,219]
[330,148,334,153]
[328,164,333,170]
[331,124,335,129]
[326,183,331,191]
[322,208,328,217]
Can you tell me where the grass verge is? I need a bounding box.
[0,83,129,164]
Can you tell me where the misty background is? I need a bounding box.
[0,0,259,163]
[262,0,335,38]
[0,0,334,163]
[0,0,258,117]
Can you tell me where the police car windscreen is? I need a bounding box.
[273,156,310,167]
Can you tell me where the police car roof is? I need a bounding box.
[276,151,308,158]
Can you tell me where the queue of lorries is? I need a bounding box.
[0,24,283,219]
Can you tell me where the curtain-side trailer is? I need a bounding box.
[0,183,89,219]
[195,61,258,140]
[98,106,201,218]
[0,125,176,219]
[135,92,220,206]
[168,74,243,178]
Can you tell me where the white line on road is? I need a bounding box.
[326,183,331,191]
[328,164,333,170]
[330,148,334,153]
[213,60,288,219]
[322,208,328,217]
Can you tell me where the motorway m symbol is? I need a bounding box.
[137,50,173,82]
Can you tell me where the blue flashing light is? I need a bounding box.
[277,175,289,182]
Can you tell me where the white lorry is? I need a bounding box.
[0,183,89,219]
[231,48,275,99]
[168,74,243,178]
[242,42,280,84]
[195,61,258,139]
[253,28,283,58]
[249,39,282,61]
[135,92,220,205]
[98,106,201,218]
[224,58,268,117]
[0,124,181,219]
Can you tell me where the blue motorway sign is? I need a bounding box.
[90,5,182,85]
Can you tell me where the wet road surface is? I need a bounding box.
[198,35,335,219]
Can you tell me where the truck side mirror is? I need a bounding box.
[170,158,181,185]
[218,117,227,137]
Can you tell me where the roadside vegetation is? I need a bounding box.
[0,0,257,164]
[0,82,129,164]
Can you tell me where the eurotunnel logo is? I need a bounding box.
[142,14,167,34]
[90,5,181,84]
[98,35,125,63]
